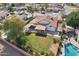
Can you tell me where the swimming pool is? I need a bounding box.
[65,43,79,56]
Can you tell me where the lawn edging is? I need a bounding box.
[2,39,31,56]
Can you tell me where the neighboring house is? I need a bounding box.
[75,29,79,42]
[33,12,44,17]
[24,15,62,35]
[74,3,79,7]
[17,12,32,20]
[63,26,76,38]
[13,6,27,11]
[0,11,8,21]
[32,3,41,8]
[17,14,28,20]
[46,7,61,13]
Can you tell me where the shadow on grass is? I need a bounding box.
[35,33,47,37]
[25,32,47,37]
[25,32,31,36]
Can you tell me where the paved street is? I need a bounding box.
[0,39,25,56]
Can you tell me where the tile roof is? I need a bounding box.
[0,11,7,17]
[30,15,59,28]
[35,25,46,30]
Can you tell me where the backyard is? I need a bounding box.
[25,33,52,53]
[23,32,60,55]
[23,33,53,55]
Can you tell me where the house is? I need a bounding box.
[74,3,79,7]
[0,11,8,21]
[24,15,62,35]
[75,29,79,42]
[13,6,27,11]
[17,14,27,20]
[62,26,76,38]
[16,12,32,20]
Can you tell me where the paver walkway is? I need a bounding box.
[49,42,60,55]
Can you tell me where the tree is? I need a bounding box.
[16,35,28,46]
[40,3,49,13]
[27,6,38,17]
[0,23,3,30]
[0,3,8,7]
[3,15,25,42]
[43,3,49,12]
[7,4,14,12]
[14,3,25,7]
[66,3,75,7]
[66,11,79,29]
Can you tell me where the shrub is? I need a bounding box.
[16,35,28,46]
[53,37,60,43]
[0,24,3,30]
[40,51,54,56]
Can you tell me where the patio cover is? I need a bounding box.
[35,25,46,30]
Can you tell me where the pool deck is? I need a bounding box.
[61,43,65,56]
[49,42,60,56]
[70,37,79,49]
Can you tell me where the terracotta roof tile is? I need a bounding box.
[30,15,59,28]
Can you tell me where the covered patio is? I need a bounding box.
[35,25,47,35]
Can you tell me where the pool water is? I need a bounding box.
[65,43,79,56]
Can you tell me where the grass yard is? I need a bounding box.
[25,33,53,53]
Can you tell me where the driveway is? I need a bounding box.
[0,40,25,56]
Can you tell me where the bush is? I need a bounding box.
[49,52,55,56]
[53,37,60,43]
[32,51,36,56]
[44,51,54,56]
[40,51,45,55]
[66,11,79,29]
[0,32,2,37]
[0,24,3,30]
[16,35,28,46]
[40,51,54,56]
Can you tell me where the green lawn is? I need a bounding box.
[25,33,53,52]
